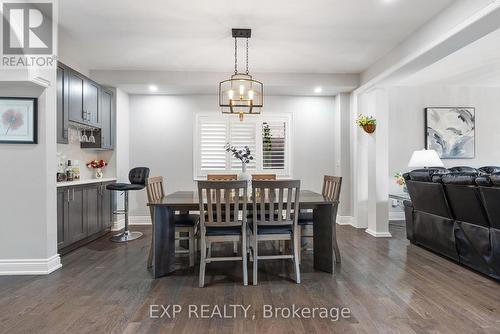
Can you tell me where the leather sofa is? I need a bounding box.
[404,166,500,280]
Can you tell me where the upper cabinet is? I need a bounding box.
[56,63,69,144]
[57,62,115,150]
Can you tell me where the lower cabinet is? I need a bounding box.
[57,181,115,253]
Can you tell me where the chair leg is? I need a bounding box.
[293,228,301,284]
[189,228,195,267]
[147,225,154,268]
[199,236,206,288]
[242,236,248,286]
[297,226,302,265]
[333,226,341,264]
[253,236,258,285]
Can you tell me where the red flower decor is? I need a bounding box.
[2,109,24,135]
[86,159,107,169]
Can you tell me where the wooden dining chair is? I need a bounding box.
[197,180,248,287]
[249,180,301,285]
[251,174,276,180]
[298,175,342,263]
[207,174,238,181]
[146,176,198,268]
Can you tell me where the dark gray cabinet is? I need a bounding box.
[57,181,115,253]
[68,70,85,124]
[56,64,69,144]
[100,88,114,149]
[84,80,100,127]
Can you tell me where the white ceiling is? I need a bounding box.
[59,0,455,74]
[399,27,500,87]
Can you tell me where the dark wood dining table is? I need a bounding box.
[148,190,341,279]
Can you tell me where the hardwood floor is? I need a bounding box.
[0,225,499,334]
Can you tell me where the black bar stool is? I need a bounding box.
[107,167,150,242]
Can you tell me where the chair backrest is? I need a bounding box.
[197,180,248,233]
[146,176,164,203]
[146,176,165,221]
[252,174,277,180]
[207,174,238,181]
[322,175,342,201]
[251,180,301,227]
[129,167,150,185]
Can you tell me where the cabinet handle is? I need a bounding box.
[67,189,70,203]
[72,188,75,201]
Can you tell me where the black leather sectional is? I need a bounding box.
[404,166,500,280]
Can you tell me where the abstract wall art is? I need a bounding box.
[425,107,475,159]
[0,97,37,144]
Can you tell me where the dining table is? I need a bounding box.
[148,190,341,279]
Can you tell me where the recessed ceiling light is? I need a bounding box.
[314,87,323,94]
[148,85,158,92]
[382,0,396,3]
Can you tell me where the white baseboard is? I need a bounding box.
[365,229,392,238]
[337,215,354,226]
[113,216,151,231]
[389,211,405,221]
[0,254,62,275]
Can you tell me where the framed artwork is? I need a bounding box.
[425,107,475,159]
[0,97,38,144]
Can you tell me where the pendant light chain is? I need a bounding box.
[245,38,249,75]
[234,37,238,74]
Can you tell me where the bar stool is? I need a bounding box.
[107,167,150,242]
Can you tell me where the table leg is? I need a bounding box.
[313,204,341,274]
[153,206,176,278]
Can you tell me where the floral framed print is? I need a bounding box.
[0,97,38,144]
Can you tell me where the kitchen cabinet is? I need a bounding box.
[68,69,85,124]
[56,64,69,144]
[84,80,101,127]
[57,181,116,253]
[99,88,114,149]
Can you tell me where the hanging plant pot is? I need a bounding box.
[362,124,376,134]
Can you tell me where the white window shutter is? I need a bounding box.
[262,121,286,170]
[229,120,257,170]
[199,119,227,171]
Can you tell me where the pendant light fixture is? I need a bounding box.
[219,28,263,121]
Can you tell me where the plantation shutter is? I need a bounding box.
[229,120,257,170]
[199,119,227,171]
[262,121,286,170]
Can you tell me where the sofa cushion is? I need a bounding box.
[441,173,478,185]
[448,166,478,174]
[409,168,448,182]
[478,166,500,175]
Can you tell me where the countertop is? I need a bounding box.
[56,178,117,188]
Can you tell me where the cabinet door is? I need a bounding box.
[101,183,114,229]
[84,80,100,126]
[68,71,85,124]
[100,89,114,149]
[67,187,87,243]
[56,65,69,144]
[86,185,101,236]
[57,188,69,249]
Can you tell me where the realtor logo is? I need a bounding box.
[1,0,56,68]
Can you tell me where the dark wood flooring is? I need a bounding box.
[1,225,499,334]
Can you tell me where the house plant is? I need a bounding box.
[87,159,107,179]
[356,114,377,133]
[225,143,253,182]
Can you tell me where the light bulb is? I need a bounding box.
[228,89,234,99]
[248,90,254,100]
[239,85,245,96]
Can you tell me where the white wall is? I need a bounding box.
[127,95,336,217]
[0,73,60,274]
[388,85,500,193]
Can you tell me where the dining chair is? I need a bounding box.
[298,175,342,263]
[207,174,239,254]
[207,174,238,181]
[146,176,199,268]
[249,180,301,285]
[251,174,277,180]
[197,180,248,287]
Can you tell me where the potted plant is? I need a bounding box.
[356,114,377,133]
[87,159,107,179]
[394,172,407,193]
[225,143,253,182]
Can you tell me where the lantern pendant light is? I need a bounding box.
[219,28,263,121]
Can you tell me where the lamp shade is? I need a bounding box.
[408,149,444,169]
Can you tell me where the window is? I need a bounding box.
[194,113,292,179]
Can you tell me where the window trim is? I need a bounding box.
[193,112,293,180]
